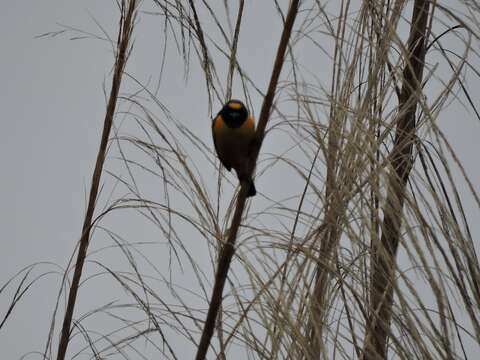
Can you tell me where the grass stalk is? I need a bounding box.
[55,2,137,359]
[194,1,301,359]
[363,1,431,358]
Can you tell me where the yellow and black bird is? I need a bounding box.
[212,99,256,197]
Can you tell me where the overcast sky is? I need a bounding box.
[0,2,283,358]
[1,1,480,359]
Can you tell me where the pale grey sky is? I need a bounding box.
[1,1,480,359]
[0,2,285,358]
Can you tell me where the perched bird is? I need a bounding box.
[212,99,257,197]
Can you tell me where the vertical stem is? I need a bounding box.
[55,2,137,360]
[308,1,349,354]
[225,0,245,101]
[194,1,301,359]
[363,1,431,359]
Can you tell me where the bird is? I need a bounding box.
[212,99,257,197]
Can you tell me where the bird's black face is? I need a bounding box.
[220,100,248,128]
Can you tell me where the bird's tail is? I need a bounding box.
[247,179,256,197]
[237,169,256,197]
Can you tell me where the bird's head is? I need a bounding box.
[220,99,248,128]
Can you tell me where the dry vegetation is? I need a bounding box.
[2,0,480,359]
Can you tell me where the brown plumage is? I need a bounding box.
[212,100,256,197]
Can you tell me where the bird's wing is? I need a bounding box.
[212,115,231,171]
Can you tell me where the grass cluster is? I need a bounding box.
[2,1,480,359]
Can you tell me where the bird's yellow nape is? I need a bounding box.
[227,101,242,110]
